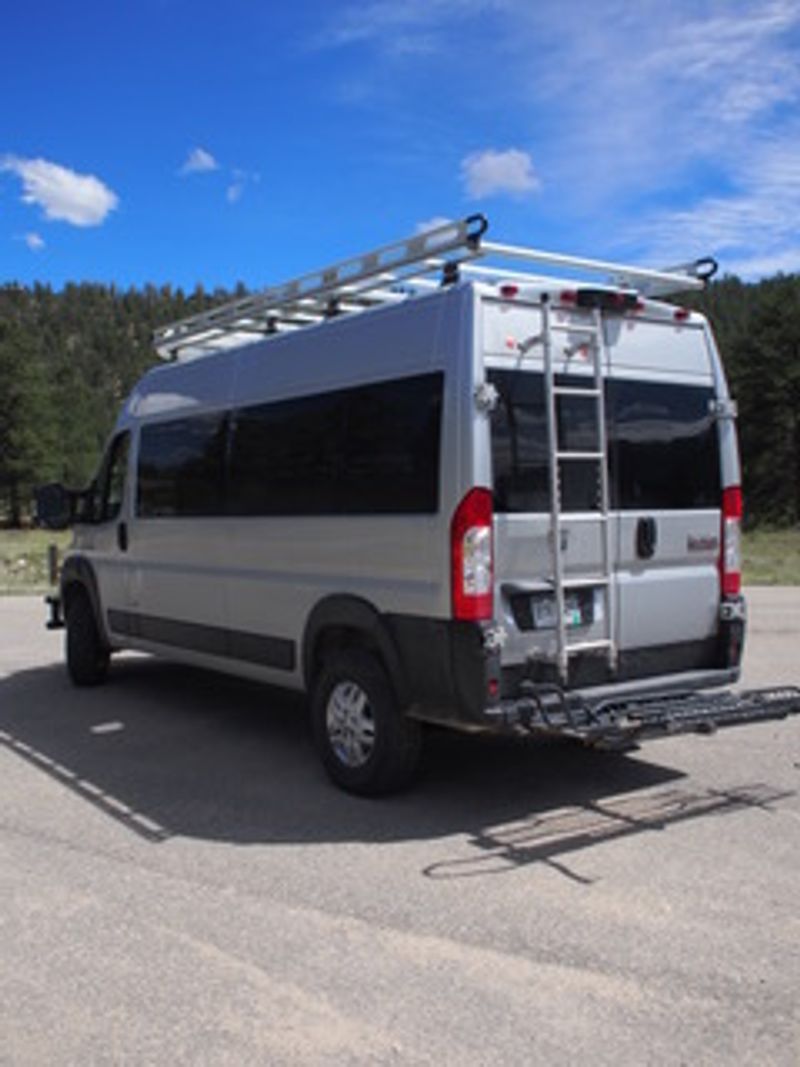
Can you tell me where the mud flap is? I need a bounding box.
[45,594,64,630]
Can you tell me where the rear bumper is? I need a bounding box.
[389,605,749,730]
[482,684,800,748]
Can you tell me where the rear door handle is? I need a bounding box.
[636,517,657,559]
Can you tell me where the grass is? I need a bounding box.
[742,526,800,586]
[1,525,799,594]
[0,528,73,594]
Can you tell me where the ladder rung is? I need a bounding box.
[561,577,610,589]
[566,639,614,655]
[550,323,600,337]
[556,451,605,461]
[552,511,610,522]
[553,386,601,398]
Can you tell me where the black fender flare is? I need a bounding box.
[302,595,409,707]
[60,556,110,647]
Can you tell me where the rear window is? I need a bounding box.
[607,379,720,510]
[488,369,720,513]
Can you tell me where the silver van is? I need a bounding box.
[39,217,799,793]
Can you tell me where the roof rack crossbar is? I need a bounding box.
[479,240,707,297]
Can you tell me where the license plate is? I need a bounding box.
[532,593,585,630]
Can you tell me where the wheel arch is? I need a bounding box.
[60,555,109,646]
[302,595,409,707]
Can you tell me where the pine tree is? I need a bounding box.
[0,294,59,525]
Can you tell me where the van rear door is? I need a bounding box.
[605,314,722,675]
[483,294,723,687]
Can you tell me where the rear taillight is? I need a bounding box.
[720,486,742,597]
[451,487,493,620]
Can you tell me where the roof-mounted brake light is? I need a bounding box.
[558,288,640,312]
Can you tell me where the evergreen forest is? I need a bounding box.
[0,274,798,528]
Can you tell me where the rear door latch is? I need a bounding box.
[636,517,657,559]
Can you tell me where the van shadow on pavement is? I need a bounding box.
[0,655,790,862]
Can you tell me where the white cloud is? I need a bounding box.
[313,0,500,54]
[24,232,45,252]
[1,156,118,227]
[724,248,800,279]
[507,1,800,206]
[623,132,800,276]
[226,168,260,204]
[461,149,540,199]
[180,147,219,175]
[317,0,800,277]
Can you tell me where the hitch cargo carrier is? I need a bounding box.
[492,685,800,749]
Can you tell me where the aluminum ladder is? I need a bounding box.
[541,295,617,684]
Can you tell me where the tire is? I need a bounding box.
[311,649,422,796]
[65,588,110,687]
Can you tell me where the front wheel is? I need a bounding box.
[311,649,421,796]
[65,589,110,686]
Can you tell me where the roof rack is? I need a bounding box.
[153,215,714,361]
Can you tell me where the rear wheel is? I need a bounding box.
[311,649,421,796]
[65,588,110,686]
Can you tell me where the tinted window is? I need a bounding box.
[488,369,599,513]
[95,432,130,523]
[489,369,720,513]
[228,372,443,516]
[137,413,227,517]
[607,379,720,510]
[338,376,442,513]
[229,392,344,516]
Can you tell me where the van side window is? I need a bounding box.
[137,413,227,518]
[228,372,443,516]
[97,431,130,523]
[230,391,343,516]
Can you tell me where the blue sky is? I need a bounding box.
[2,0,799,291]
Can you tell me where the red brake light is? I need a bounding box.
[674,307,691,322]
[500,284,519,299]
[451,487,493,621]
[720,486,742,597]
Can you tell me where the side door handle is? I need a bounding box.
[117,521,129,553]
[636,517,657,559]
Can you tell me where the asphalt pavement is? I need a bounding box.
[1,590,798,1065]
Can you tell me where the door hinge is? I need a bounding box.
[474,381,499,413]
[709,398,738,420]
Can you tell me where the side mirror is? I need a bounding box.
[35,483,74,530]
